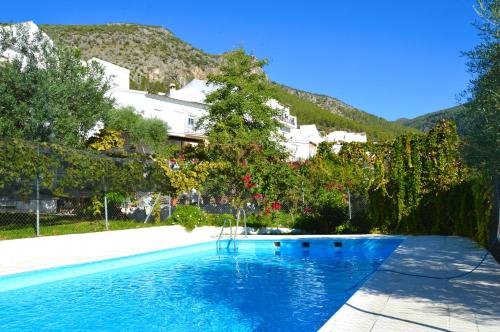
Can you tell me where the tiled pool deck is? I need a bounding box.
[320,236,500,332]
[0,228,499,331]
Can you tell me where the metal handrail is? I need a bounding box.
[227,218,233,250]
[241,208,248,238]
[216,218,227,252]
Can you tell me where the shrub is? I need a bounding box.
[169,205,206,231]
[206,213,235,227]
[246,211,294,228]
[334,223,359,234]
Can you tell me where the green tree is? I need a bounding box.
[463,0,500,175]
[0,24,113,147]
[104,107,169,154]
[199,48,289,207]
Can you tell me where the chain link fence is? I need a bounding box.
[0,140,314,239]
[0,139,366,240]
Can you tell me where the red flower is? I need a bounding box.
[246,182,256,189]
[242,159,248,167]
[169,158,176,163]
[179,154,185,161]
[253,193,263,200]
[242,174,251,183]
[303,207,314,213]
[264,208,270,215]
[191,158,199,164]
[271,201,282,210]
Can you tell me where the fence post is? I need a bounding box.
[36,174,40,237]
[35,143,40,237]
[347,187,352,222]
[144,193,161,224]
[168,195,172,218]
[104,193,109,231]
[301,180,305,207]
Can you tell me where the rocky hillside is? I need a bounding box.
[281,85,417,138]
[39,23,416,140]
[41,23,222,89]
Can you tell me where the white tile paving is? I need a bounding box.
[0,225,220,276]
[320,236,500,332]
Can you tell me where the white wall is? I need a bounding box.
[111,89,207,138]
[92,58,130,90]
[325,131,367,143]
[1,21,53,68]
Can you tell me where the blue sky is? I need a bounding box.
[1,0,480,120]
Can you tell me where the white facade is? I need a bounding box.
[169,79,218,104]
[325,131,367,143]
[324,130,367,154]
[0,21,53,66]
[170,80,298,131]
[283,125,322,160]
[94,60,206,142]
[111,89,207,141]
[92,58,130,90]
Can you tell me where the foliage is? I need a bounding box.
[0,139,166,199]
[104,107,169,154]
[86,129,125,151]
[130,76,171,94]
[462,0,500,175]
[157,157,226,197]
[0,25,113,147]
[205,213,235,227]
[199,48,290,208]
[168,205,207,231]
[86,196,104,217]
[336,120,492,245]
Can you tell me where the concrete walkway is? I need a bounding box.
[0,225,219,276]
[320,236,500,332]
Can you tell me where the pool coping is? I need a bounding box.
[0,226,398,277]
[0,235,401,293]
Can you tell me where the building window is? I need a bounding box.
[188,118,195,126]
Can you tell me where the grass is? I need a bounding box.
[0,212,175,240]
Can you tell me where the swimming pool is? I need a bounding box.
[0,237,402,331]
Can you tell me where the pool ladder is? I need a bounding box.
[216,208,248,253]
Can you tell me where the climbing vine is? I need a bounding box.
[338,120,490,245]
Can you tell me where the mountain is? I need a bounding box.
[396,105,467,134]
[40,23,222,89]
[39,23,416,141]
[278,85,418,139]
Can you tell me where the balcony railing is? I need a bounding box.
[279,115,297,126]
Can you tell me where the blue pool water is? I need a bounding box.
[0,238,401,331]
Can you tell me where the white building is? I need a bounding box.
[324,130,367,153]
[169,79,298,133]
[0,21,53,66]
[91,58,130,90]
[2,21,368,158]
[110,88,208,145]
[283,125,322,160]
